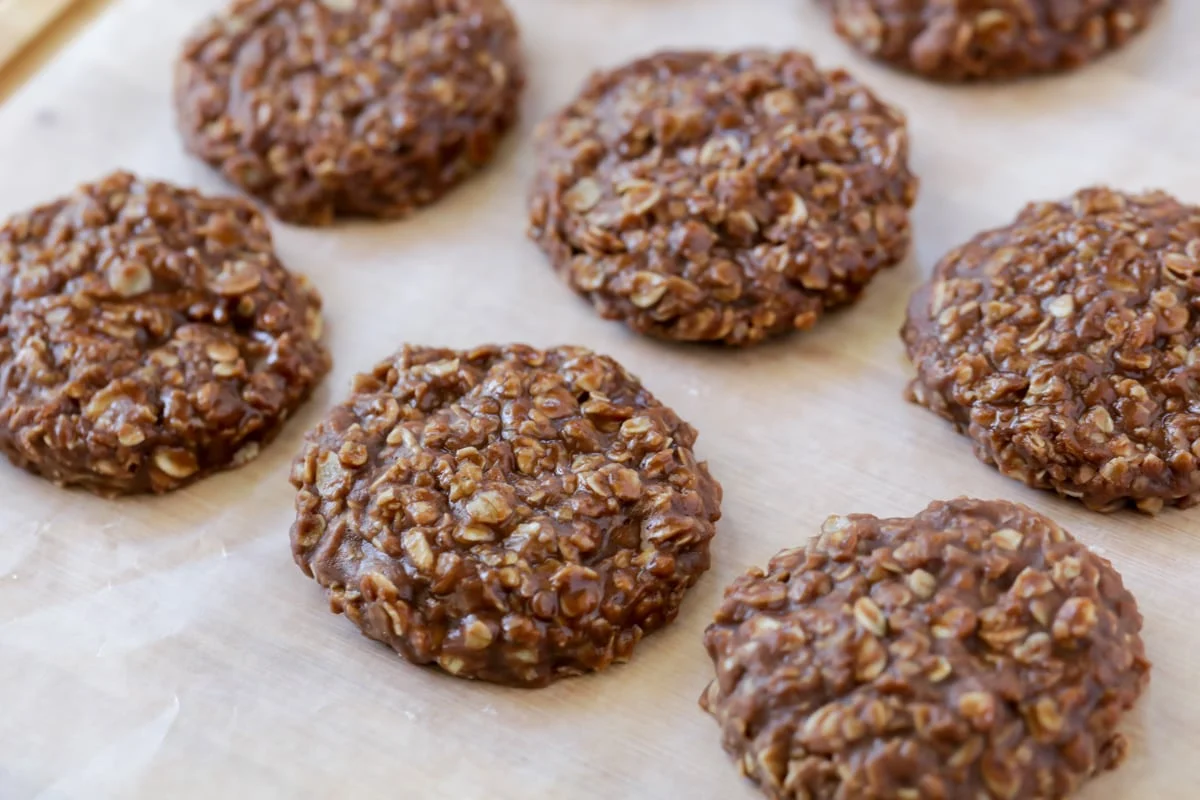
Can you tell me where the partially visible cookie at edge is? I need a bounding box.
[175,0,525,225]
[904,187,1200,512]
[290,344,722,687]
[0,171,330,496]
[820,0,1162,82]
[529,50,917,346]
[701,497,1149,800]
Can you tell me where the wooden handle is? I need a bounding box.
[0,0,88,73]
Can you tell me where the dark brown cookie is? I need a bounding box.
[290,344,722,687]
[175,0,524,226]
[821,0,1161,82]
[904,187,1200,513]
[528,50,917,346]
[0,171,329,496]
[701,497,1149,800]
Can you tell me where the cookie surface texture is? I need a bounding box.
[529,50,916,346]
[0,171,329,495]
[821,0,1161,81]
[701,497,1149,799]
[176,0,524,225]
[290,344,722,686]
[905,187,1200,512]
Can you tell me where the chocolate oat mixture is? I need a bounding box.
[0,171,329,495]
[530,50,916,346]
[702,498,1148,799]
[291,344,722,686]
[176,0,524,225]
[821,0,1162,81]
[905,187,1200,512]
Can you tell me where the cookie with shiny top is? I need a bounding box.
[820,0,1161,82]
[529,50,916,346]
[701,497,1148,799]
[176,0,524,225]
[290,344,722,686]
[905,187,1200,512]
[0,171,329,495]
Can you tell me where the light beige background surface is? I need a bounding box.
[0,1,1198,798]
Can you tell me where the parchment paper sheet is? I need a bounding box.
[1,1,1199,797]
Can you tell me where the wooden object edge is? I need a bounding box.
[0,0,110,104]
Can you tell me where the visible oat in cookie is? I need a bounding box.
[290,344,722,686]
[176,0,524,225]
[904,187,1200,512]
[701,497,1149,800]
[0,171,329,496]
[821,0,1161,82]
[529,50,916,346]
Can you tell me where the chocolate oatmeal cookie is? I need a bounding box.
[175,0,524,225]
[528,50,917,346]
[0,171,329,496]
[904,187,1200,512]
[701,498,1149,800]
[290,344,722,686]
[821,0,1161,82]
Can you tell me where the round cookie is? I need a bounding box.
[528,50,917,346]
[701,497,1149,800]
[0,171,329,496]
[175,0,524,226]
[821,0,1161,82]
[289,344,722,686]
[904,187,1200,513]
